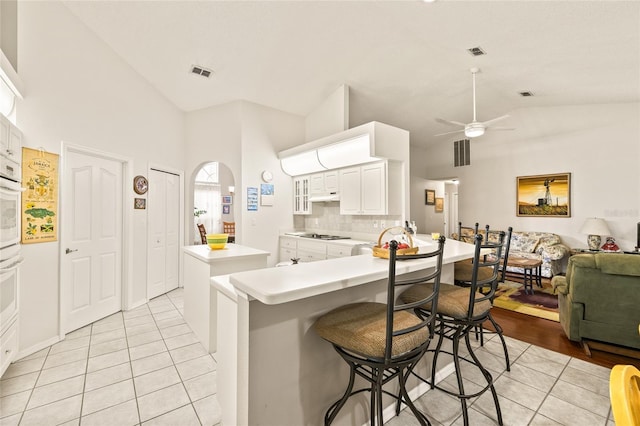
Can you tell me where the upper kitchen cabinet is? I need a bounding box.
[339,161,402,215]
[0,114,21,164]
[309,170,339,201]
[293,175,311,215]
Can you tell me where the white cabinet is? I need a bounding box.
[326,243,352,259]
[0,115,22,164]
[293,175,311,215]
[279,237,354,263]
[310,171,339,196]
[296,239,327,263]
[339,161,402,215]
[279,236,297,262]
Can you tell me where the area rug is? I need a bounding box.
[493,279,559,322]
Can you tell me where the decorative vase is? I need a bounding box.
[587,234,601,251]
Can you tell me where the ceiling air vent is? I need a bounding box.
[467,46,486,56]
[453,139,470,167]
[190,65,213,78]
[519,91,534,97]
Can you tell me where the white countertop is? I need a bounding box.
[228,237,475,305]
[183,244,270,263]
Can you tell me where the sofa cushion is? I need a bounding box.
[510,234,540,253]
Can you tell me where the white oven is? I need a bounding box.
[0,178,20,249]
[0,244,22,328]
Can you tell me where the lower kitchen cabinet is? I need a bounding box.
[279,237,354,263]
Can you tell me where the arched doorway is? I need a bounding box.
[192,162,235,244]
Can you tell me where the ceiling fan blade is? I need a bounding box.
[487,127,515,131]
[434,129,465,137]
[481,114,510,126]
[435,117,466,127]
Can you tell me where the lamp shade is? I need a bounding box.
[579,218,610,236]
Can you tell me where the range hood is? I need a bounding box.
[308,193,340,202]
[278,121,409,176]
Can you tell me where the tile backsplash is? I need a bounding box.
[293,202,403,241]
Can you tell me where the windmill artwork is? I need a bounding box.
[516,173,571,217]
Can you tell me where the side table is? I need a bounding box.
[505,257,543,295]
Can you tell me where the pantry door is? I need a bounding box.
[61,148,123,334]
[147,168,180,300]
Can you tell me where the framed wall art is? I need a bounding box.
[21,147,59,244]
[425,189,435,205]
[222,195,232,205]
[516,173,571,217]
[435,197,444,213]
[247,187,258,211]
[134,198,146,209]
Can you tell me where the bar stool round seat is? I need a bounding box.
[401,283,491,319]
[314,302,428,359]
[454,260,494,284]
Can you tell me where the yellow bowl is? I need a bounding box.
[206,233,228,250]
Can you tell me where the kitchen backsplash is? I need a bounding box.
[293,202,403,240]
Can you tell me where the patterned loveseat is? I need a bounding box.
[454,227,570,278]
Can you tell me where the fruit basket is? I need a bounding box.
[372,227,419,259]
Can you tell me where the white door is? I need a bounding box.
[61,150,123,333]
[147,169,180,299]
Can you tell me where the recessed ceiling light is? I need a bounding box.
[190,65,214,78]
[519,91,534,97]
[467,47,486,56]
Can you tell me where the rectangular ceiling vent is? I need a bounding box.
[190,65,213,78]
[453,139,470,167]
[467,46,486,56]
[519,91,534,97]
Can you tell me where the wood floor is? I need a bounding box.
[488,307,640,369]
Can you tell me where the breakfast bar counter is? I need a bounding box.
[182,244,269,353]
[211,237,476,425]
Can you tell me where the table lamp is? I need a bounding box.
[579,218,610,251]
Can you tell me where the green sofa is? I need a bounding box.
[552,253,640,350]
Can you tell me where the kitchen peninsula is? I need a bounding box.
[182,244,269,353]
[211,237,477,426]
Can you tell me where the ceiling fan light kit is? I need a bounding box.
[434,67,514,138]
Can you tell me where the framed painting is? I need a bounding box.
[425,189,435,205]
[435,197,444,213]
[222,204,230,214]
[516,173,571,217]
[222,195,232,205]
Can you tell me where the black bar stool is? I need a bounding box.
[453,225,513,371]
[313,237,446,425]
[401,232,506,426]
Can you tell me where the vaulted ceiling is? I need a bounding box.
[63,1,640,147]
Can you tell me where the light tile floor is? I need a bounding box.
[1,289,615,426]
[386,332,615,426]
[0,288,221,426]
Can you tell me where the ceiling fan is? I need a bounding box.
[434,67,514,138]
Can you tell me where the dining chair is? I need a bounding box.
[223,221,236,243]
[197,223,207,245]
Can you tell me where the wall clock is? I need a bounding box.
[133,175,148,195]
[261,170,273,182]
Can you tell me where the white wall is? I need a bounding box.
[185,101,305,266]
[424,103,640,252]
[16,1,185,353]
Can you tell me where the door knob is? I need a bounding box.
[65,248,78,254]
